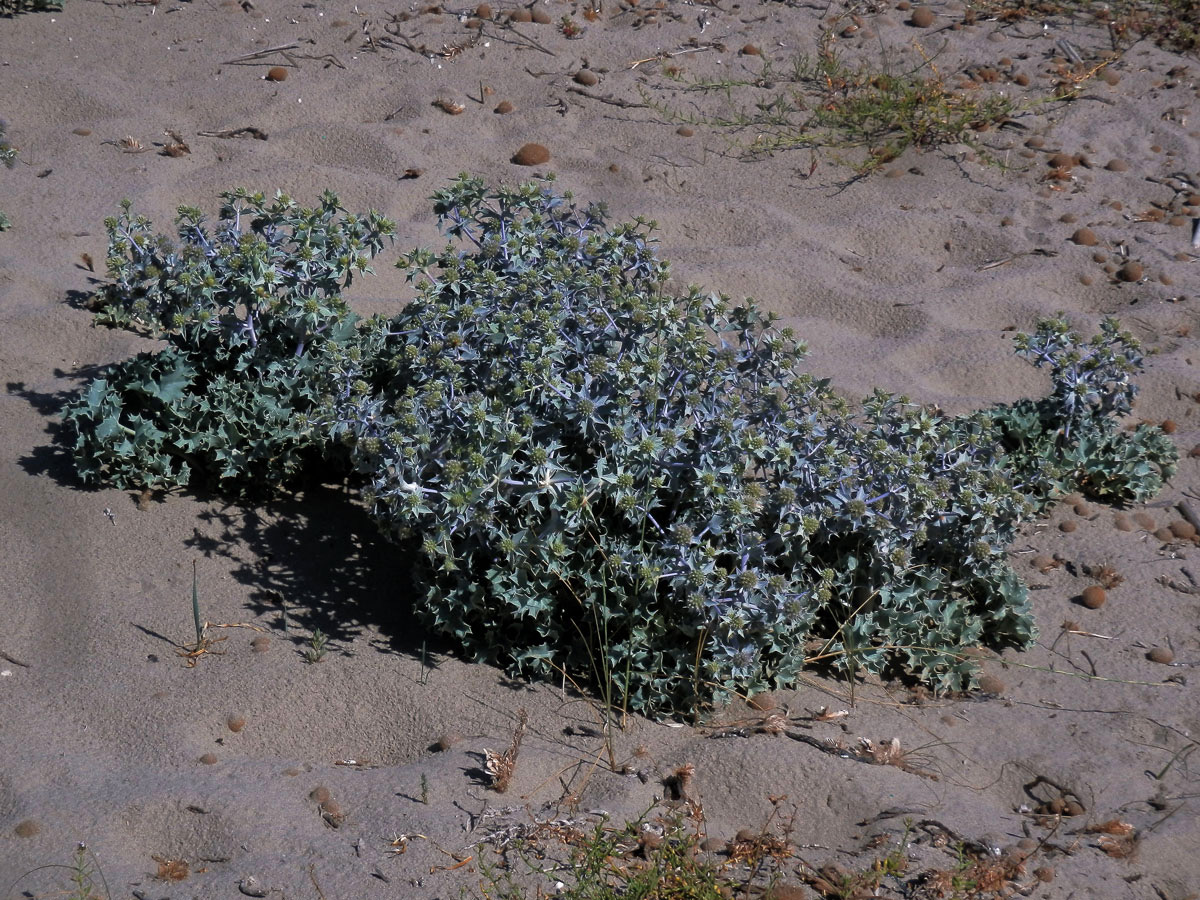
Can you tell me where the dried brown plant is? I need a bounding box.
[484,707,528,793]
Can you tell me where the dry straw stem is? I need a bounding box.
[484,708,528,793]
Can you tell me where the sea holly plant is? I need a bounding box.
[63,189,394,492]
[63,176,1177,717]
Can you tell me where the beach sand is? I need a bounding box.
[1,0,1199,895]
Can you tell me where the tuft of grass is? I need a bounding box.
[4,843,111,900]
[969,0,1200,55]
[641,36,1028,173]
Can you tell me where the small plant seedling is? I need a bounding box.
[3,843,111,900]
[177,561,225,667]
[304,628,329,663]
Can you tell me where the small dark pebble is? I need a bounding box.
[1147,647,1174,664]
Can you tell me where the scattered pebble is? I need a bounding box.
[574,69,599,86]
[71,127,92,136]
[509,7,532,21]
[740,43,761,55]
[1080,585,1106,609]
[1073,501,1091,517]
[676,126,695,137]
[1048,152,1075,168]
[13,820,40,838]
[1147,647,1175,664]
[494,100,514,114]
[310,785,332,803]
[1101,69,1120,85]
[1171,520,1197,539]
[199,752,218,765]
[748,691,778,711]
[1031,553,1056,572]
[512,142,550,165]
[530,5,551,23]
[1154,526,1174,542]
[265,66,288,82]
[1161,419,1177,434]
[1191,443,1200,458]
[1070,227,1098,246]
[1113,513,1133,531]
[1034,865,1055,883]
[1116,261,1143,282]
[1064,800,1084,817]
[1059,520,1076,533]
[1059,213,1077,223]
[250,636,270,652]
[1104,158,1128,172]
[227,714,246,733]
[1133,511,1156,530]
[909,5,935,26]
[433,732,462,751]
[978,675,1005,694]
[475,1,492,16]
[239,875,269,897]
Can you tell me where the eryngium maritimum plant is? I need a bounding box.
[63,189,394,492]
[64,176,1176,716]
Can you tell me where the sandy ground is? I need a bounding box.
[2,0,1200,896]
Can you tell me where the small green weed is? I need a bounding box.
[4,843,111,900]
[304,627,329,663]
[642,34,1025,172]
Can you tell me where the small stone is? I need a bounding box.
[573,69,599,86]
[13,820,40,838]
[199,752,218,765]
[434,732,462,751]
[310,785,332,803]
[239,875,269,897]
[1013,73,1030,86]
[530,5,551,22]
[1063,800,1084,817]
[1113,513,1133,531]
[509,7,532,21]
[512,142,550,165]
[227,714,246,733]
[1161,419,1177,434]
[1147,647,1175,664]
[319,798,343,817]
[71,127,92,136]
[265,66,288,82]
[1117,261,1143,282]
[909,5,935,26]
[1031,554,1056,572]
[1059,213,1077,223]
[1025,136,1045,150]
[1034,865,1055,883]
[1073,501,1091,517]
[700,837,727,853]
[676,126,695,137]
[1133,511,1156,530]
[1047,152,1075,168]
[1154,527,1174,542]
[250,636,271,652]
[748,691,777,711]
[494,100,514,114]
[1059,520,1076,533]
[740,43,760,55]
[1105,158,1128,172]
[1070,227,1098,246]
[1170,519,1197,539]
[1080,585,1106,609]
[978,675,1005,694]
[1101,69,1119,85]
[475,2,492,16]
[1191,443,1200,458]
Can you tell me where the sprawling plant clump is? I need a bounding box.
[64,177,1176,716]
[63,190,394,492]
